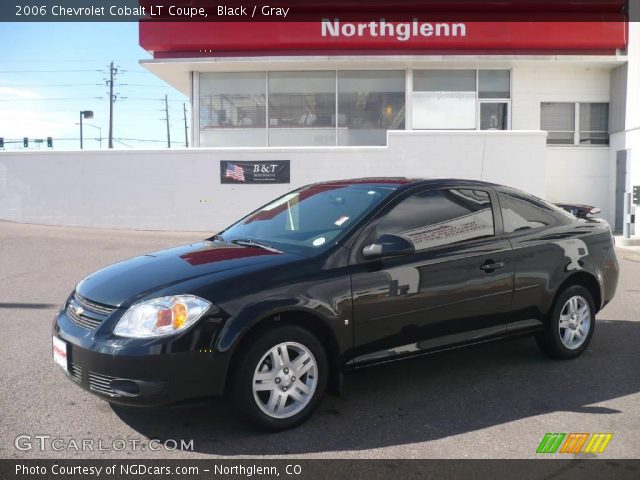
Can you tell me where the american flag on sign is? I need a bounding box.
[225,162,245,182]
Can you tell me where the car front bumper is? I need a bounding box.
[52,307,229,406]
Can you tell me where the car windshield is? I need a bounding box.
[218,183,397,255]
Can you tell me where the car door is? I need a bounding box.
[349,186,514,364]
[496,190,571,331]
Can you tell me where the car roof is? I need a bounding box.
[308,177,503,190]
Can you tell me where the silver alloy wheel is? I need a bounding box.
[558,295,591,350]
[252,341,318,419]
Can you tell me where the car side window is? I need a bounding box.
[373,189,495,251]
[498,192,557,233]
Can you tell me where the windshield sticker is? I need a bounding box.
[335,216,350,226]
[313,237,326,247]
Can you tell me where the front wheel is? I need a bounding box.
[536,285,596,359]
[231,325,328,431]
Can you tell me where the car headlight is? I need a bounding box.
[114,295,211,338]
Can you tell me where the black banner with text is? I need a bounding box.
[3,459,640,480]
[220,160,290,184]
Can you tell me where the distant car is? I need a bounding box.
[53,178,619,430]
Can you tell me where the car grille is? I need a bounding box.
[88,372,121,398]
[67,307,102,329]
[68,362,83,383]
[66,292,117,331]
[74,292,117,316]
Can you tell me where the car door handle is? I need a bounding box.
[480,261,505,272]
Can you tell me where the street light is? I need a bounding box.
[76,122,102,149]
[79,110,93,149]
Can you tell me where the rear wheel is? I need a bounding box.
[231,325,328,430]
[536,285,596,359]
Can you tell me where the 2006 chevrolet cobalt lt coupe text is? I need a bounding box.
[53,178,619,430]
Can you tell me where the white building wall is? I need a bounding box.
[0,59,624,231]
[607,21,640,241]
[545,146,612,215]
[625,23,640,197]
[0,131,545,231]
[511,63,613,222]
[511,63,611,130]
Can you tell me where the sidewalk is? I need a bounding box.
[615,235,640,253]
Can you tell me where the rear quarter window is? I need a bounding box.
[498,192,559,233]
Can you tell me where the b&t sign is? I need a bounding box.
[220,160,290,184]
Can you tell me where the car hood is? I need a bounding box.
[75,241,299,307]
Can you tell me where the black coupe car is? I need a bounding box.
[53,178,619,430]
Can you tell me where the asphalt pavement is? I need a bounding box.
[1,220,639,459]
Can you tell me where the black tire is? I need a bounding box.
[230,325,328,431]
[535,285,596,360]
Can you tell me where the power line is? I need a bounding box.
[2,137,167,142]
[1,59,150,64]
[107,62,117,149]
[164,94,171,148]
[119,84,176,88]
[0,97,187,102]
[0,69,105,74]
[2,83,103,87]
[114,139,133,148]
[2,60,187,149]
[129,97,187,102]
[114,138,172,143]
[118,70,153,74]
[183,103,189,148]
[0,97,104,102]
[0,83,177,90]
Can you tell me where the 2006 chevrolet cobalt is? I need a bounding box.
[53,178,619,430]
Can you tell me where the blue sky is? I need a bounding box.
[0,22,189,150]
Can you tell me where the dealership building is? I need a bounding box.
[134,1,639,235]
[1,2,638,235]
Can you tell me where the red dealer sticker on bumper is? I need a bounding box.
[52,336,68,372]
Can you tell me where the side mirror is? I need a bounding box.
[362,234,415,260]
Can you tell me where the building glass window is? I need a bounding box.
[580,103,609,145]
[197,69,520,146]
[480,103,509,130]
[412,70,476,129]
[478,70,510,131]
[479,70,510,99]
[414,70,477,92]
[541,102,575,145]
[541,102,609,146]
[199,72,266,147]
[268,71,336,147]
[337,71,405,146]
[412,70,510,130]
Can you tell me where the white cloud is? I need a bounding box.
[0,87,43,100]
[0,107,76,139]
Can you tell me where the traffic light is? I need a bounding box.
[23,137,28,148]
[0,137,3,148]
[47,137,53,148]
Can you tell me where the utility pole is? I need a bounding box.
[164,95,171,148]
[183,102,189,148]
[107,61,117,149]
